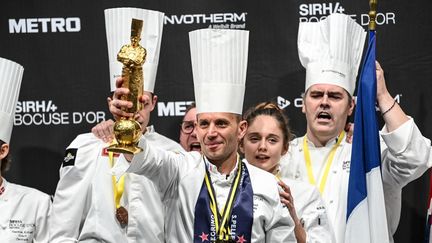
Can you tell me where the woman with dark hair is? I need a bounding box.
[0,57,51,243]
[240,102,334,243]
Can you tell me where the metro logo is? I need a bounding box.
[157,101,194,117]
[9,17,81,33]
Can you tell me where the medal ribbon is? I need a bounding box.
[275,171,282,181]
[303,131,345,194]
[204,156,243,241]
[194,154,253,243]
[109,150,125,209]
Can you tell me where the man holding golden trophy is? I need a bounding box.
[109,25,297,242]
[49,8,183,242]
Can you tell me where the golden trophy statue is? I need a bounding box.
[107,18,146,154]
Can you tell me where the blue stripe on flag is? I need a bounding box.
[346,30,380,219]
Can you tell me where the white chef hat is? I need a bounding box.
[104,7,164,93]
[189,29,249,115]
[298,13,366,95]
[0,57,24,144]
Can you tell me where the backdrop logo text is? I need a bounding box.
[278,94,403,109]
[164,12,247,29]
[298,2,396,26]
[9,17,81,33]
[157,101,194,117]
[14,100,105,126]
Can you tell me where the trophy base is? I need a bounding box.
[106,143,143,155]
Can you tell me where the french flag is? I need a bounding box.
[345,30,390,243]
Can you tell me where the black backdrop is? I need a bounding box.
[1,1,431,242]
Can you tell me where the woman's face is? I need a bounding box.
[242,115,287,174]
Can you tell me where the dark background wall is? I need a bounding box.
[1,1,431,242]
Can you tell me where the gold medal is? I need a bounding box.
[116,206,128,225]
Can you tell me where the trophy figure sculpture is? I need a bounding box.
[107,18,146,154]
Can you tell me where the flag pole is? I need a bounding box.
[369,0,377,30]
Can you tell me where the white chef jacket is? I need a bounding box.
[0,178,51,243]
[281,177,335,243]
[280,118,432,243]
[49,126,184,243]
[112,137,296,243]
